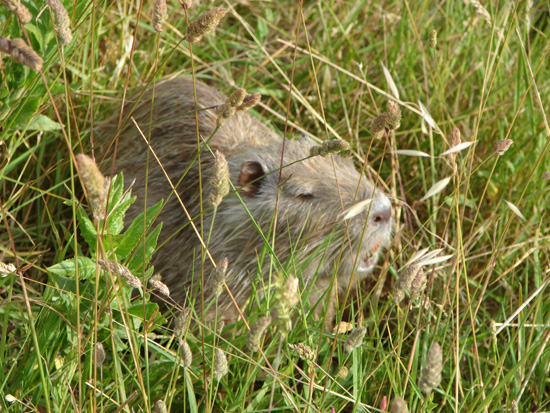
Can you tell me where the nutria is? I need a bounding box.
[97,77,392,322]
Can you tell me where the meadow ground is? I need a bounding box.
[1,0,549,412]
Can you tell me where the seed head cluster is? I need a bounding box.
[0,37,43,71]
[3,0,31,24]
[419,342,443,394]
[47,0,73,45]
[185,8,227,44]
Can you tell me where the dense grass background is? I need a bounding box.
[1,0,550,411]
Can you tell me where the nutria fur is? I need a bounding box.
[97,78,392,321]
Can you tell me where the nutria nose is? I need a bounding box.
[370,196,392,225]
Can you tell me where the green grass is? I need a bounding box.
[1,0,550,412]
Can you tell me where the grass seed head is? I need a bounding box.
[288,342,316,361]
[428,30,437,49]
[394,262,421,304]
[47,0,72,45]
[409,267,427,300]
[75,154,106,221]
[322,139,350,154]
[209,256,228,299]
[94,343,106,367]
[237,92,261,111]
[3,0,32,24]
[246,316,271,353]
[419,342,443,393]
[174,307,191,338]
[390,397,409,413]
[344,326,367,353]
[185,8,227,44]
[494,139,513,155]
[178,0,192,9]
[371,113,387,139]
[309,144,327,157]
[0,37,43,70]
[178,339,192,368]
[154,400,167,413]
[386,101,402,130]
[152,0,167,33]
[149,274,170,296]
[98,259,142,288]
[209,150,230,208]
[542,171,550,180]
[213,349,228,380]
[337,366,349,378]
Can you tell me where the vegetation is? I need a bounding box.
[1,0,549,411]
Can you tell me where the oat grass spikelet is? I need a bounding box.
[185,8,227,44]
[47,0,73,45]
[246,316,271,353]
[419,342,443,394]
[0,37,43,70]
[494,139,513,155]
[3,0,31,24]
[344,327,367,353]
[209,150,230,208]
[386,101,402,130]
[0,262,16,277]
[152,0,167,33]
[213,349,228,380]
[76,154,107,221]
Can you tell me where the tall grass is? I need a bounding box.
[1,0,549,412]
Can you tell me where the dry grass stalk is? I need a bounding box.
[152,0,167,33]
[0,37,43,70]
[185,8,227,44]
[47,0,72,45]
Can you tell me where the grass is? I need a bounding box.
[1,0,550,412]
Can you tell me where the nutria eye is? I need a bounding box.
[298,193,314,201]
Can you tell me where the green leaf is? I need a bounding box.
[11,96,40,127]
[48,256,98,280]
[126,223,162,273]
[116,200,163,260]
[106,195,134,235]
[77,208,97,254]
[26,114,61,131]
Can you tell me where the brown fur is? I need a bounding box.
[97,78,392,321]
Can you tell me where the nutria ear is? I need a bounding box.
[238,161,265,196]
